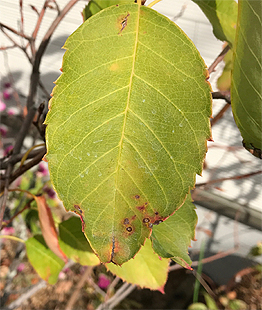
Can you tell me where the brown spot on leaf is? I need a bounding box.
[143,218,150,223]
[153,219,163,225]
[123,218,129,225]
[136,205,145,211]
[73,205,85,231]
[118,13,130,35]
[134,195,140,199]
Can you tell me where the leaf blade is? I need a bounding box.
[107,239,169,291]
[231,0,262,157]
[46,3,211,265]
[59,216,100,266]
[26,235,65,284]
[151,194,197,269]
[192,0,238,46]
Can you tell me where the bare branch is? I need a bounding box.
[29,5,40,16]
[208,44,230,75]
[0,147,46,170]
[0,23,32,41]
[196,170,262,188]
[212,91,231,104]
[27,0,80,110]
[19,0,25,35]
[0,165,12,229]
[211,103,231,127]
[65,267,93,310]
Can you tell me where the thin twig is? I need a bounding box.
[105,276,120,301]
[19,0,24,35]
[208,45,230,75]
[0,165,12,229]
[0,147,46,170]
[0,147,46,193]
[0,27,32,63]
[0,23,32,41]
[97,282,136,310]
[107,284,136,309]
[4,280,47,310]
[196,170,262,187]
[52,0,61,13]
[211,103,231,127]
[0,45,16,50]
[30,0,49,56]
[29,5,40,16]
[65,266,93,310]
[212,91,231,104]
[27,0,80,110]
[1,200,32,228]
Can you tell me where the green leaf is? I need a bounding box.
[107,239,169,291]
[203,292,219,310]
[231,0,262,158]
[46,3,211,265]
[25,235,65,284]
[83,0,135,21]
[188,303,208,310]
[228,299,248,310]
[59,216,100,266]
[217,47,233,92]
[151,194,197,269]
[192,0,238,46]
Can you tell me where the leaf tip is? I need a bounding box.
[157,285,165,294]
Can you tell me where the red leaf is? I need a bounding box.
[35,195,67,263]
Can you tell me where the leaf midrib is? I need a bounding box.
[111,4,141,255]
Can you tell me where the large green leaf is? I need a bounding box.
[107,239,169,291]
[82,0,135,21]
[46,3,211,265]
[59,216,100,266]
[26,235,65,284]
[151,194,197,269]
[192,0,238,46]
[231,0,262,157]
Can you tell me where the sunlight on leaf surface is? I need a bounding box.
[107,239,169,291]
[46,3,211,265]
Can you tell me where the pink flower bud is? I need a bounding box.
[38,162,49,176]
[4,145,13,156]
[17,263,25,272]
[0,100,6,112]
[7,107,19,116]
[97,274,111,289]
[3,90,12,100]
[2,227,15,235]
[0,125,8,137]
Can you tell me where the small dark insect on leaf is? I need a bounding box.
[143,218,150,223]
[124,218,129,225]
[126,227,132,232]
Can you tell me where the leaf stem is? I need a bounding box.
[0,235,25,243]
[147,0,162,8]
